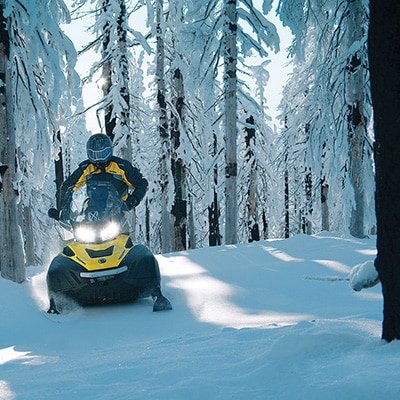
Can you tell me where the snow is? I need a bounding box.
[2,232,400,400]
[349,260,380,292]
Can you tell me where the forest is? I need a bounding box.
[0,0,374,283]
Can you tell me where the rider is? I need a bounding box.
[52,133,148,219]
[48,133,171,312]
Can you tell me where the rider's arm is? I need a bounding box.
[59,161,90,210]
[119,159,149,208]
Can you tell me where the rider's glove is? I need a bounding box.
[125,194,139,210]
[48,208,60,220]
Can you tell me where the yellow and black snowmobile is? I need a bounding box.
[47,181,171,314]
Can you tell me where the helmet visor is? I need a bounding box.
[88,147,112,163]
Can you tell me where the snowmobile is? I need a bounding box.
[46,180,171,314]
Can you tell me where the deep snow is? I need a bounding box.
[1,232,400,400]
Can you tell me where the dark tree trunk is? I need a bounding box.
[321,180,329,232]
[209,132,221,247]
[262,211,268,239]
[156,0,173,253]
[244,115,260,242]
[101,1,114,139]
[303,168,312,235]
[369,0,400,342]
[171,68,187,251]
[209,191,221,246]
[54,130,64,209]
[145,198,150,247]
[284,166,289,239]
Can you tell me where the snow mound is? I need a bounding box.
[349,260,380,292]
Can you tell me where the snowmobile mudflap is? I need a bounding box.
[47,243,161,307]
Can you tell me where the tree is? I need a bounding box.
[156,0,174,253]
[369,0,400,342]
[1,0,79,279]
[166,1,188,251]
[224,0,238,245]
[74,0,152,155]
[174,0,225,248]
[98,0,132,159]
[0,0,25,282]
[244,115,260,242]
[66,0,279,250]
[173,0,278,245]
[346,0,369,238]
[170,66,187,251]
[277,0,374,237]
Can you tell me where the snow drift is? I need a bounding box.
[2,232,400,400]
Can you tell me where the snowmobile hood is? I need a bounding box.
[62,234,134,271]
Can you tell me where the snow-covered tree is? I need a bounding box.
[224,0,239,244]
[0,0,24,282]
[346,0,370,238]
[162,0,279,246]
[97,0,132,158]
[0,0,81,281]
[74,0,151,154]
[277,0,374,237]
[168,1,188,251]
[155,0,174,253]
[126,0,279,250]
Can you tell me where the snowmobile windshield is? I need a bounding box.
[59,181,131,244]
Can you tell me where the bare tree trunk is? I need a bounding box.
[156,0,173,253]
[347,1,366,238]
[369,0,400,342]
[168,1,187,250]
[116,0,131,160]
[224,0,238,245]
[244,115,259,242]
[321,140,329,232]
[145,198,150,247]
[321,180,329,232]
[0,1,25,282]
[303,168,312,235]
[54,130,64,210]
[101,0,114,138]
[171,68,187,251]
[284,165,289,238]
[208,131,221,247]
[262,211,268,239]
[303,123,312,235]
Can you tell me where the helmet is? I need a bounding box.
[86,134,113,167]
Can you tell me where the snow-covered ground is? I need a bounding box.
[1,232,399,400]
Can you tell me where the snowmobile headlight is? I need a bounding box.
[100,222,120,242]
[74,225,97,243]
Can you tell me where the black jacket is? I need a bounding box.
[60,156,148,210]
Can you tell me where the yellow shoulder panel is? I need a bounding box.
[106,161,136,190]
[73,164,100,191]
